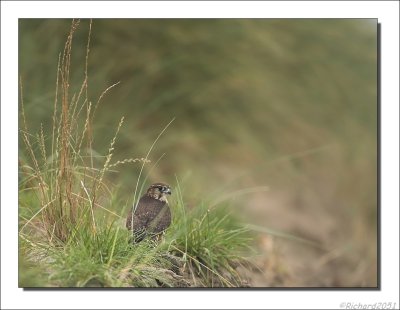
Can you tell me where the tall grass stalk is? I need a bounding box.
[19,19,134,244]
[129,118,175,234]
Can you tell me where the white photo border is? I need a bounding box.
[1,1,399,309]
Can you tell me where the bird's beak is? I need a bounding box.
[164,188,172,195]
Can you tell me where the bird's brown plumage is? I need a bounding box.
[126,183,172,243]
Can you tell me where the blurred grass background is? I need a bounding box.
[19,19,377,287]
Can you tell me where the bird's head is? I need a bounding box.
[146,183,172,202]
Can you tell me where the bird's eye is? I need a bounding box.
[158,186,164,191]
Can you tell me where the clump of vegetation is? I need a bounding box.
[19,19,252,288]
[19,19,123,244]
[164,180,252,287]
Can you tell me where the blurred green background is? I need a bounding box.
[19,19,377,287]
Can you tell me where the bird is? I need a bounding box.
[126,182,172,243]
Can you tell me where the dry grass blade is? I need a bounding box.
[19,199,56,233]
[109,157,150,168]
[81,180,96,233]
[130,118,175,231]
[95,116,124,193]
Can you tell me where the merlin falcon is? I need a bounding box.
[126,183,172,243]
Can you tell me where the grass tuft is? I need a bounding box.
[164,178,253,287]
